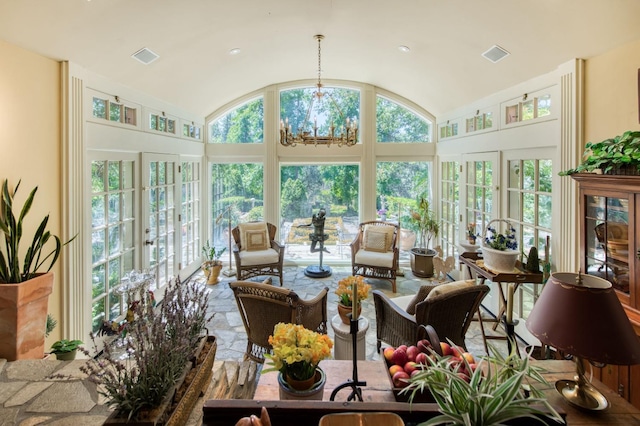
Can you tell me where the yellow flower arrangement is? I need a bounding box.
[263,323,334,381]
[335,275,370,307]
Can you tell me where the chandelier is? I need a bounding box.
[279,35,358,147]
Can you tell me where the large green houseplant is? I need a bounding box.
[559,130,640,176]
[0,179,75,360]
[409,197,439,278]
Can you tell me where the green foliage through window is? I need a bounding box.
[376,96,432,143]
[209,97,264,143]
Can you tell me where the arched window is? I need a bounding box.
[376,95,432,143]
[208,97,264,143]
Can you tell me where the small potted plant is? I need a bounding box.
[262,322,334,400]
[404,344,563,425]
[480,219,519,273]
[409,197,439,277]
[334,275,371,324]
[50,339,83,360]
[201,240,226,284]
[466,222,478,244]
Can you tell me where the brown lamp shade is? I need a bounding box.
[526,272,640,365]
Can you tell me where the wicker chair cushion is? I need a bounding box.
[404,285,437,315]
[363,224,394,251]
[238,222,269,251]
[425,279,475,300]
[354,249,394,268]
[238,248,279,266]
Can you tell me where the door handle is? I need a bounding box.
[145,240,154,246]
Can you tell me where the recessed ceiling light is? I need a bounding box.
[398,45,410,53]
[229,48,241,55]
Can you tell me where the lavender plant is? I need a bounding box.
[80,276,213,421]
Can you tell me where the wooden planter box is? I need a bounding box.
[105,335,217,425]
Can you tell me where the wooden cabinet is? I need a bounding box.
[573,173,640,408]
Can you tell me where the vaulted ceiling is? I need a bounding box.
[2,0,640,118]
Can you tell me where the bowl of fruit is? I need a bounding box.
[382,325,477,403]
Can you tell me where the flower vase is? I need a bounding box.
[278,368,326,400]
[380,214,387,222]
[481,246,519,273]
[337,303,361,325]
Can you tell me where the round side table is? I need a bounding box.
[330,314,369,360]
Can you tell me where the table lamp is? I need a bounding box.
[526,272,640,411]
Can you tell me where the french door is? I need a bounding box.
[142,153,179,294]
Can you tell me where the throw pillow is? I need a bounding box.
[245,229,269,251]
[425,279,475,300]
[238,222,269,251]
[363,229,388,253]
[363,224,395,251]
[405,285,437,315]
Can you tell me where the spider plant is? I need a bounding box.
[403,344,563,426]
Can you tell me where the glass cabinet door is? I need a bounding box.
[585,194,630,295]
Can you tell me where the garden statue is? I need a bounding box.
[299,208,332,278]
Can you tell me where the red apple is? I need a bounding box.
[415,352,428,365]
[391,348,408,366]
[410,369,422,378]
[404,361,419,375]
[417,339,432,353]
[392,371,410,388]
[468,363,478,373]
[451,346,462,359]
[457,372,471,383]
[397,344,408,352]
[462,352,475,364]
[440,342,453,357]
[389,364,404,377]
[406,345,420,362]
[383,346,395,363]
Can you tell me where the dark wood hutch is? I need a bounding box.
[573,173,640,408]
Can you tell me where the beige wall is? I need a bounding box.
[585,39,640,143]
[0,40,63,343]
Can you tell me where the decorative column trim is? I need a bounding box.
[60,62,86,340]
[557,59,585,272]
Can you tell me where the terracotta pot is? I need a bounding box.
[278,368,325,400]
[0,272,54,361]
[337,303,361,325]
[399,229,417,251]
[204,263,223,285]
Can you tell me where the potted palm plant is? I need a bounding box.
[409,197,439,277]
[201,240,226,284]
[0,179,75,361]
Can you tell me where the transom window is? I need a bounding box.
[376,96,432,143]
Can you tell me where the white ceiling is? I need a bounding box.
[2,0,640,118]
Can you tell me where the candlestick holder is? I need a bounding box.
[502,315,519,356]
[329,314,366,401]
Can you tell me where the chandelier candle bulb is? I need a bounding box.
[352,280,358,320]
[506,283,514,323]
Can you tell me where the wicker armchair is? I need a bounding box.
[230,281,329,363]
[350,221,400,292]
[373,283,489,351]
[232,222,285,285]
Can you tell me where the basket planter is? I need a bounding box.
[481,246,519,273]
[104,335,217,426]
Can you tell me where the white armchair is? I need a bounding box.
[350,221,399,292]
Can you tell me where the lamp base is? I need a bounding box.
[222,269,236,277]
[555,379,609,411]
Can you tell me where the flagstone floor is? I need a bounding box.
[0,265,523,425]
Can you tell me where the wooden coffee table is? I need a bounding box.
[253,359,395,402]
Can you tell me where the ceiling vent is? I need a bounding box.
[482,45,510,63]
[131,47,159,65]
